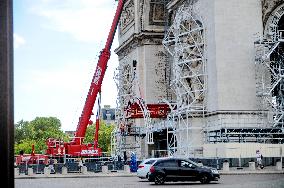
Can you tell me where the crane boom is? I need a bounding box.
[73,0,125,145]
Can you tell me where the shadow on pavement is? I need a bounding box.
[148,182,220,186]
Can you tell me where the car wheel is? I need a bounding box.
[200,174,210,184]
[154,174,165,185]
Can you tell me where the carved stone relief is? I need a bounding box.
[119,0,135,33]
[149,0,165,25]
[154,51,171,99]
[262,0,284,25]
[264,2,284,40]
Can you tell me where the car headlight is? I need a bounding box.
[211,169,219,174]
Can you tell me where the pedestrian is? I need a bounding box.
[256,150,263,169]
[78,158,84,173]
[123,151,128,165]
[49,158,55,174]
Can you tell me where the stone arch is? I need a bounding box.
[264,3,284,40]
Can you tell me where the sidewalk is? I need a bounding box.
[15,171,137,179]
[15,167,284,179]
[219,166,284,175]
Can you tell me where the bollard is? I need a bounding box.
[102,165,108,174]
[94,163,98,172]
[223,162,230,171]
[27,167,33,176]
[44,167,50,176]
[62,166,68,175]
[82,166,88,174]
[276,161,282,171]
[249,161,255,171]
[124,165,130,173]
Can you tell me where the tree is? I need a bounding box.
[84,121,115,153]
[14,139,36,155]
[14,120,30,144]
[28,117,67,142]
[14,117,68,154]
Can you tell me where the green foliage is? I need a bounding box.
[14,139,35,155]
[14,120,30,144]
[84,123,95,144]
[14,117,68,154]
[14,116,114,155]
[84,121,115,153]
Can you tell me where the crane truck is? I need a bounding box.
[45,0,125,158]
[15,0,126,165]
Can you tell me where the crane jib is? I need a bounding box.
[66,0,125,152]
[43,0,125,158]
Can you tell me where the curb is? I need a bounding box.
[219,171,284,175]
[15,173,137,179]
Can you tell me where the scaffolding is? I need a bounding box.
[163,3,207,157]
[250,27,284,144]
[204,113,284,144]
[255,30,284,128]
[200,29,284,145]
[111,58,146,157]
[111,55,173,158]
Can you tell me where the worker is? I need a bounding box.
[120,123,125,135]
[127,124,131,135]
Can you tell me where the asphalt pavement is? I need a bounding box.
[15,174,284,188]
[14,165,284,179]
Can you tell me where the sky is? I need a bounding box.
[14,0,119,131]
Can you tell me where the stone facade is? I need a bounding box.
[115,0,284,159]
[115,0,171,159]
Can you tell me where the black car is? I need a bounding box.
[147,157,220,185]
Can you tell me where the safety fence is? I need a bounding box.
[16,161,138,175]
[189,157,284,170]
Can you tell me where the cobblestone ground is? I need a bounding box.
[16,174,284,188]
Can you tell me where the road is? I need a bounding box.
[16,174,284,188]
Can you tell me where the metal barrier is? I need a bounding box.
[65,162,80,173]
[16,161,143,174]
[189,157,284,169]
[85,163,102,172]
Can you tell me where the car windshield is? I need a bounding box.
[145,160,156,164]
[140,158,157,165]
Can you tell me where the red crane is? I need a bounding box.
[46,0,125,158]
